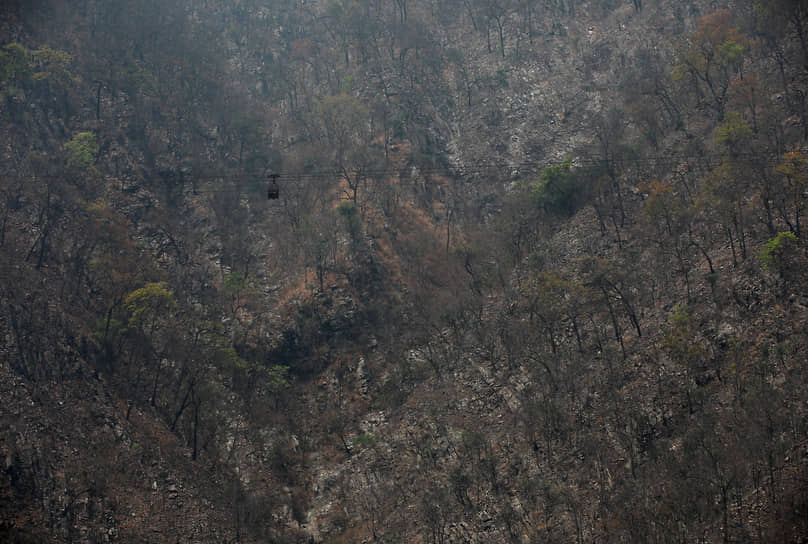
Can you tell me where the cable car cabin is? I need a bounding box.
[267,174,280,200]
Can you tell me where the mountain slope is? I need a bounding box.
[2,0,808,542]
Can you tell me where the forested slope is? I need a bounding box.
[2,0,808,542]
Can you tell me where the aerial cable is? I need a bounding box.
[175,151,789,194]
[2,150,788,192]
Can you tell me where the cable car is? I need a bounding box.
[267,173,280,200]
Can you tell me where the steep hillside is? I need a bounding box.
[2,0,808,542]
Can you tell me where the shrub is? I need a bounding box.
[64,131,98,170]
[759,231,799,272]
[532,157,587,216]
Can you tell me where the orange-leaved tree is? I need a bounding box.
[673,9,749,120]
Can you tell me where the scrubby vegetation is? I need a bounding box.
[1,0,808,542]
